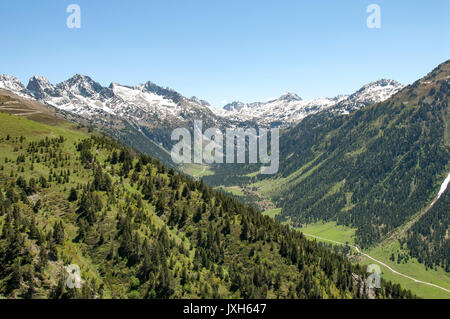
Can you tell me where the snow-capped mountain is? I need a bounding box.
[26,75,120,116]
[332,79,404,115]
[24,74,218,121]
[21,74,216,120]
[0,73,404,159]
[0,73,404,129]
[214,93,345,126]
[0,74,225,153]
[215,79,404,126]
[0,75,33,98]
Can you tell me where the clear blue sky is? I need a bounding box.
[0,0,448,107]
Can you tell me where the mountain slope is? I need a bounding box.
[260,60,449,257]
[0,94,413,299]
[405,185,450,271]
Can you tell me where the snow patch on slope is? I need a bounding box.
[0,75,32,98]
[111,83,178,109]
[437,172,450,200]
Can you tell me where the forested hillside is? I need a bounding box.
[200,60,450,276]
[266,61,449,254]
[0,107,414,299]
[405,187,449,271]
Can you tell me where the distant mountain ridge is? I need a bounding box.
[0,73,404,168]
[1,74,403,127]
[0,74,227,160]
[23,74,211,118]
[215,79,404,126]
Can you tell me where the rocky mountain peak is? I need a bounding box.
[26,76,55,99]
[277,91,302,102]
[58,74,107,98]
[143,81,183,103]
[361,78,403,91]
[223,101,246,112]
[0,75,29,96]
[190,96,210,107]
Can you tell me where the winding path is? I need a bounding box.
[302,233,450,294]
[303,172,450,294]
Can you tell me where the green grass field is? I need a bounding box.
[261,208,281,218]
[215,185,245,196]
[299,221,356,245]
[180,163,214,178]
[296,220,450,299]
[360,242,450,299]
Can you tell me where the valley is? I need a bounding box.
[1,0,448,306]
[0,93,416,299]
[0,60,448,300]
[188,161,450,298]
[198,60,450,299]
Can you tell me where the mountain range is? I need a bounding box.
[0,74,403,159]
[215,79,404,126]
